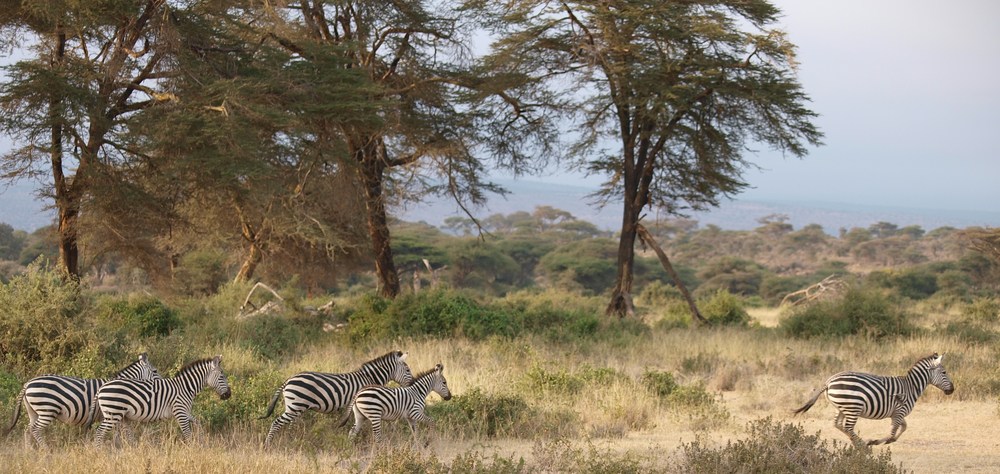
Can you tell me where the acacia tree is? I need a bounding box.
[0,0,175,278]
[481,0,823,316]
[263,1,555,298]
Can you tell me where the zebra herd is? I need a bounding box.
[4,350,448,449]
[4,350,951,449]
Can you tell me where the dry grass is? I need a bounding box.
[3,320,999,473]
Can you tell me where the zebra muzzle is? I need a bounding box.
[220,389,232,400]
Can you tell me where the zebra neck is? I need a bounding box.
[407,376,435,397]
[357,365,389,385]
[903,368,931,398]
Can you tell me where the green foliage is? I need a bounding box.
[870,267,939,300]
[641,369,679,398]
[677,417,905,473]
[699,290,751,327]
[781,287,913,339]
[428,387,534,438]
[172,249,229,296]
[96,296,181,338]
[537,239,617,294]
[363,446,528,474]
[0,260,87,373]
[531,439,653,474]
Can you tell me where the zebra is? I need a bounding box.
[260,350,413,446]
[347,363,452,444]
[4,353,162,449]
[93,355,231,446]
[793,352,954,446]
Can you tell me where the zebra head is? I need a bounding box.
[928,353,954,395]
[391,350,414,387]
[206,355,232,400]
[430,363,451,401]
[114,352,163,381]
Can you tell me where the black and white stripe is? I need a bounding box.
[93,355,231,445]
[4,353,161,448]
[794,352,954,446]
[348,363,451,444]
[260,350,412,446]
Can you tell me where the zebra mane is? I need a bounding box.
[361,350,404,369]
[112,355,146,377]
[177,357,215,376]
[913,353,941,370]
[412,364,442,381]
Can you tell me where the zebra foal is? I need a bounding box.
[347,363,452,444]
[793,352,954,446]
[94,355,231,446]
[260,350,412,446]
[4,353,162,448]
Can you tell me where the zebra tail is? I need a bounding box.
[792,387,826,415]
[258,388,283,420]
[336,402,355,428]
[4,387,25,436]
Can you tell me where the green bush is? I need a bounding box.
[781,287,913,339]
[429,387,534,438]
[96,296,181,338]
[700,290,751,327]
[677,417,905,473]
[0,260,87,373]
[641,369,678,398]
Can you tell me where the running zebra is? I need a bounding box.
[260,350,412,446]
[793,352,954,446]
[347,363,452,444]
[93,355,231,446]
[4,353,162,448]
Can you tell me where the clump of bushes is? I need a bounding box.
[429,387,534,438]
[0,260,87,374]
[96,296,181,338]
[676,417,905,473]
[700,290,751,327]
[780,287,913,339]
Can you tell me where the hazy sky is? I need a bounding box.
[531,0,1000,213]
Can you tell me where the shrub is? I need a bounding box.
[96,296,181,338]
[0,260,87,373]
[699,290,751,327]
[676,417,905,473]
[429,387,534,438]
[781,287,913,339]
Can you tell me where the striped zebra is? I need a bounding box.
[93,355,231,446]
[4,353,162,448]
[347,363,452,444]
[793,352,954,446]
[260,350,412,446]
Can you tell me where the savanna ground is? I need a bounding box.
[2,302,999,474]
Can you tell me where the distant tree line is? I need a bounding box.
[4,210,996,307]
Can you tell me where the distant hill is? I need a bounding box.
[398,178,1000,234]
[3,178,999,234]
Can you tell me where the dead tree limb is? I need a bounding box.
[780,275,845,307]
[238,281,285,318]
[636,223,707,325]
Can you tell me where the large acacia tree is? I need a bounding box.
[481,0,823,316]
[0,0,176,278]
[259,1,555,298]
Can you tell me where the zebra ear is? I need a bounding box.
[139,353,148,361]
[399,351,408,361]
[436,363,444,372]
[214,354,223,364]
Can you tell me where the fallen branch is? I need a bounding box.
[780,275,846,307]
[238,282,285,318]
[636,223,707,325]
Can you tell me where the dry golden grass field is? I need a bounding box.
[2,307,999,473]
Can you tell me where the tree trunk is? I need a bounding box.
[606,203,639,318]
[48,26,79,278]
[635,223,706,325]
[234,215,264,283]
[357,147,400,298]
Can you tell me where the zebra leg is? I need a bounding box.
[348,405,366,440]
[28,413,54,449]
[264,408,303,446]
[175,412,195,441]
[870,414,907,446]
[408,411,433,447]
[833,412,865,447]
[118,420,137,446]
[94,416,120,447]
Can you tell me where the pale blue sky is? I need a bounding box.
[525,0,1000,213]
